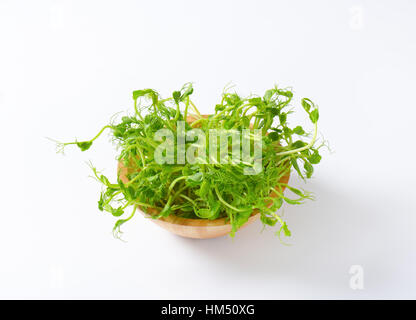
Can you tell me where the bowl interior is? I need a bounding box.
[117,114,290,227]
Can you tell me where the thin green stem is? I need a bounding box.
[275,122,318,157]
[168,176,187,194]
[189,100,201,117]
[214,186,247,212]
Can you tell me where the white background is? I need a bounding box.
[1,0,415,299]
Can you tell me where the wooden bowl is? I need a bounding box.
[117,114,290,239]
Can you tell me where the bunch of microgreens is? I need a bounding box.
[53,83,323,240]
